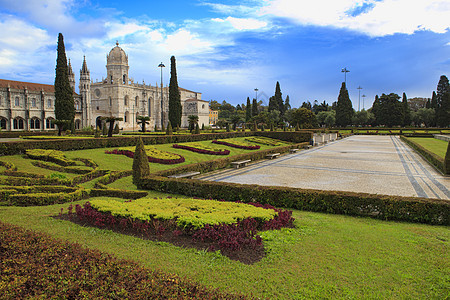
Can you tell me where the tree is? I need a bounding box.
[54,33,75,135]
[373,93,404,127]
[402,92,411,126]
[194,123,200,134]
[230,114,242,130]
[412,108,435,127]
[268,96,277,112]
[284,95,291,111]
[166,121,173,135]
[103,116,123,137]
[287,108,317,129]
[188,115,199,131]
[274,81,284,115]
[435,75,450,127]
[137,116,150,132]
[352,110,372,126]
[132,137,150,186]
[301,101,312,110]
[335,82,354,127]
[168,56,182,128]
[209,100,221,111]
[252,98,258,117]
[245,97,252,121]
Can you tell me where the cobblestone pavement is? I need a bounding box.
[198,135,450,200]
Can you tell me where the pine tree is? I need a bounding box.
[402,92,411,127]
[252,98,258,117]
[246,97,252,121]
[335,82,354,127]
[268,96,277,112]
[132,137,150,185]
[275,81,284,115]
[436,75,450,127]
[169,56,182,128]
[431,91,437,109]
[54,33,75,135]
[285,95,291,111]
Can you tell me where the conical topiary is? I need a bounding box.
[132,137,150,185]
[194,123,200,134]
[166,121,173,135]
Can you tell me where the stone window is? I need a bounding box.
[13,118,24,130]
[15,96,20,106]
[124,111,129,123]
[75,119,81,130]
[75,101,80,110]
[47,99,52,108]
[31,98,37,107]
[0,118,6,129]
[135,96,138,107]
[123,74,126,84]
[124,96,128,106]
[46,118,55,129]
[109,97,112,106]
[30,118,40,129]
[0,95,2,106]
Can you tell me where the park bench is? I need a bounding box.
[230,159,251,169]
[289,148,299,153]
[168,171,200,179]
[266,153,280,159]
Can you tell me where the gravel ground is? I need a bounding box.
[198,135,450,200]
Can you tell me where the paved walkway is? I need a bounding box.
[198,135,450,200]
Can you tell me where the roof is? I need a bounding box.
[0,79,79,96]
[0,79,55,93]
[184,98,208,103]
[179,87,201,94]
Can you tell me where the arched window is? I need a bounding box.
[46,117,55,129]
[15,97,20,106]
[109,97,112,107]
[123,74,126,84]
[148,97,152,117]
[96,116,102,129]
[14,117,24,130]
[135,96,138,107]
[30,118,40,129]
[75,101,80,110]
[31,98,37,107]
[124,111,129,123]
[75,119,81,130]
[124,95,128,106]
[110,75,113,84]
[47,99,52,108]
[0,118,7,129]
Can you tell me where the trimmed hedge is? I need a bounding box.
[400,136,446,174]
[105,148,185,164]
[212,140,260,150]
[6,188,89,206]
[173,143,230,155]
[95,170,133,187]
[0,131,313,155]
[0,221,249,299]
[31,161,93,174]
[139,176,450,225]
[26,149,77,166]
[155,142,308,177]
[445,141,450,175]
[89,188,148,200]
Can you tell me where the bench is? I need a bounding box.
[303,144,312,149]
[289,148,299,153]
[168,171,200,179]
[266,153,280,159]
[230,159,251,169]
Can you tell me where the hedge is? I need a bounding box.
[400,136,447,174]
[0,131,313,155]
[89,188,148,200]
[138,176,449,225]
[31,161,93,174]
[0,221,249,299]
[6,188,89,206]
[153,142,308,177]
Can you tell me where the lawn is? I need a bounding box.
[409,137,448,158]
[0,197,448,299]
[0,136,448,299]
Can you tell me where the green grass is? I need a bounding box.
[0,199,448,299]
[409,138,448,159]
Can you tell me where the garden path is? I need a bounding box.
[198,135,450,200]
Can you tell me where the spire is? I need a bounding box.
[68,58,73,75]
[81,55,89,74]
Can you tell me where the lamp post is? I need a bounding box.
[357,86,362,111]
[341,67,350,85]
[158,62,165,130]
[254,88,258,102]
[362,94,366,110]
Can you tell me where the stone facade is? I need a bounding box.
[0,43,208,131]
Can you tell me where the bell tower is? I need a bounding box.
[106,41,129,85]
[68,59,75,92]
[79,56,91,127]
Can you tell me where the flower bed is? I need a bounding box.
[245,136,282,146]
[173,143,230,155]
[212,139,260,150]
[105,146,185,164]
[69,198,294,254]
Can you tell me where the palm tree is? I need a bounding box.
[188,115,199,131]
[103,116,123,137]
[137,116,150,132]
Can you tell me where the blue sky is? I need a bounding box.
[0,0,449,109]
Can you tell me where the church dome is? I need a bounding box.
[107,41,128,66]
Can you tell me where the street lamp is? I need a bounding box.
[362,94,366,110]
[254,88,258,102]
[158,62,165,130]
[357,86,363,111]
[341,67,350,85]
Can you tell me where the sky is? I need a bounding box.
[0,0,449,109]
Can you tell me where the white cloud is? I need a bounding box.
[262,0,450,36]
[213,16,268,31]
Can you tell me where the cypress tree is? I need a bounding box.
[402,92,411,126]
[285,95,291,111]
[252,98,258,116]
[335,82,354,127]
[268,96,277,112]
[194,123,200,134]
[444,141,450,175]
[436,75,450,127]
[166,121,173,135]
[132,137,150,185]
[431,91,437,109]
[169,56,182,128]
[275,81,284,115]
[246,97,252,121]
[54,33,75,134]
